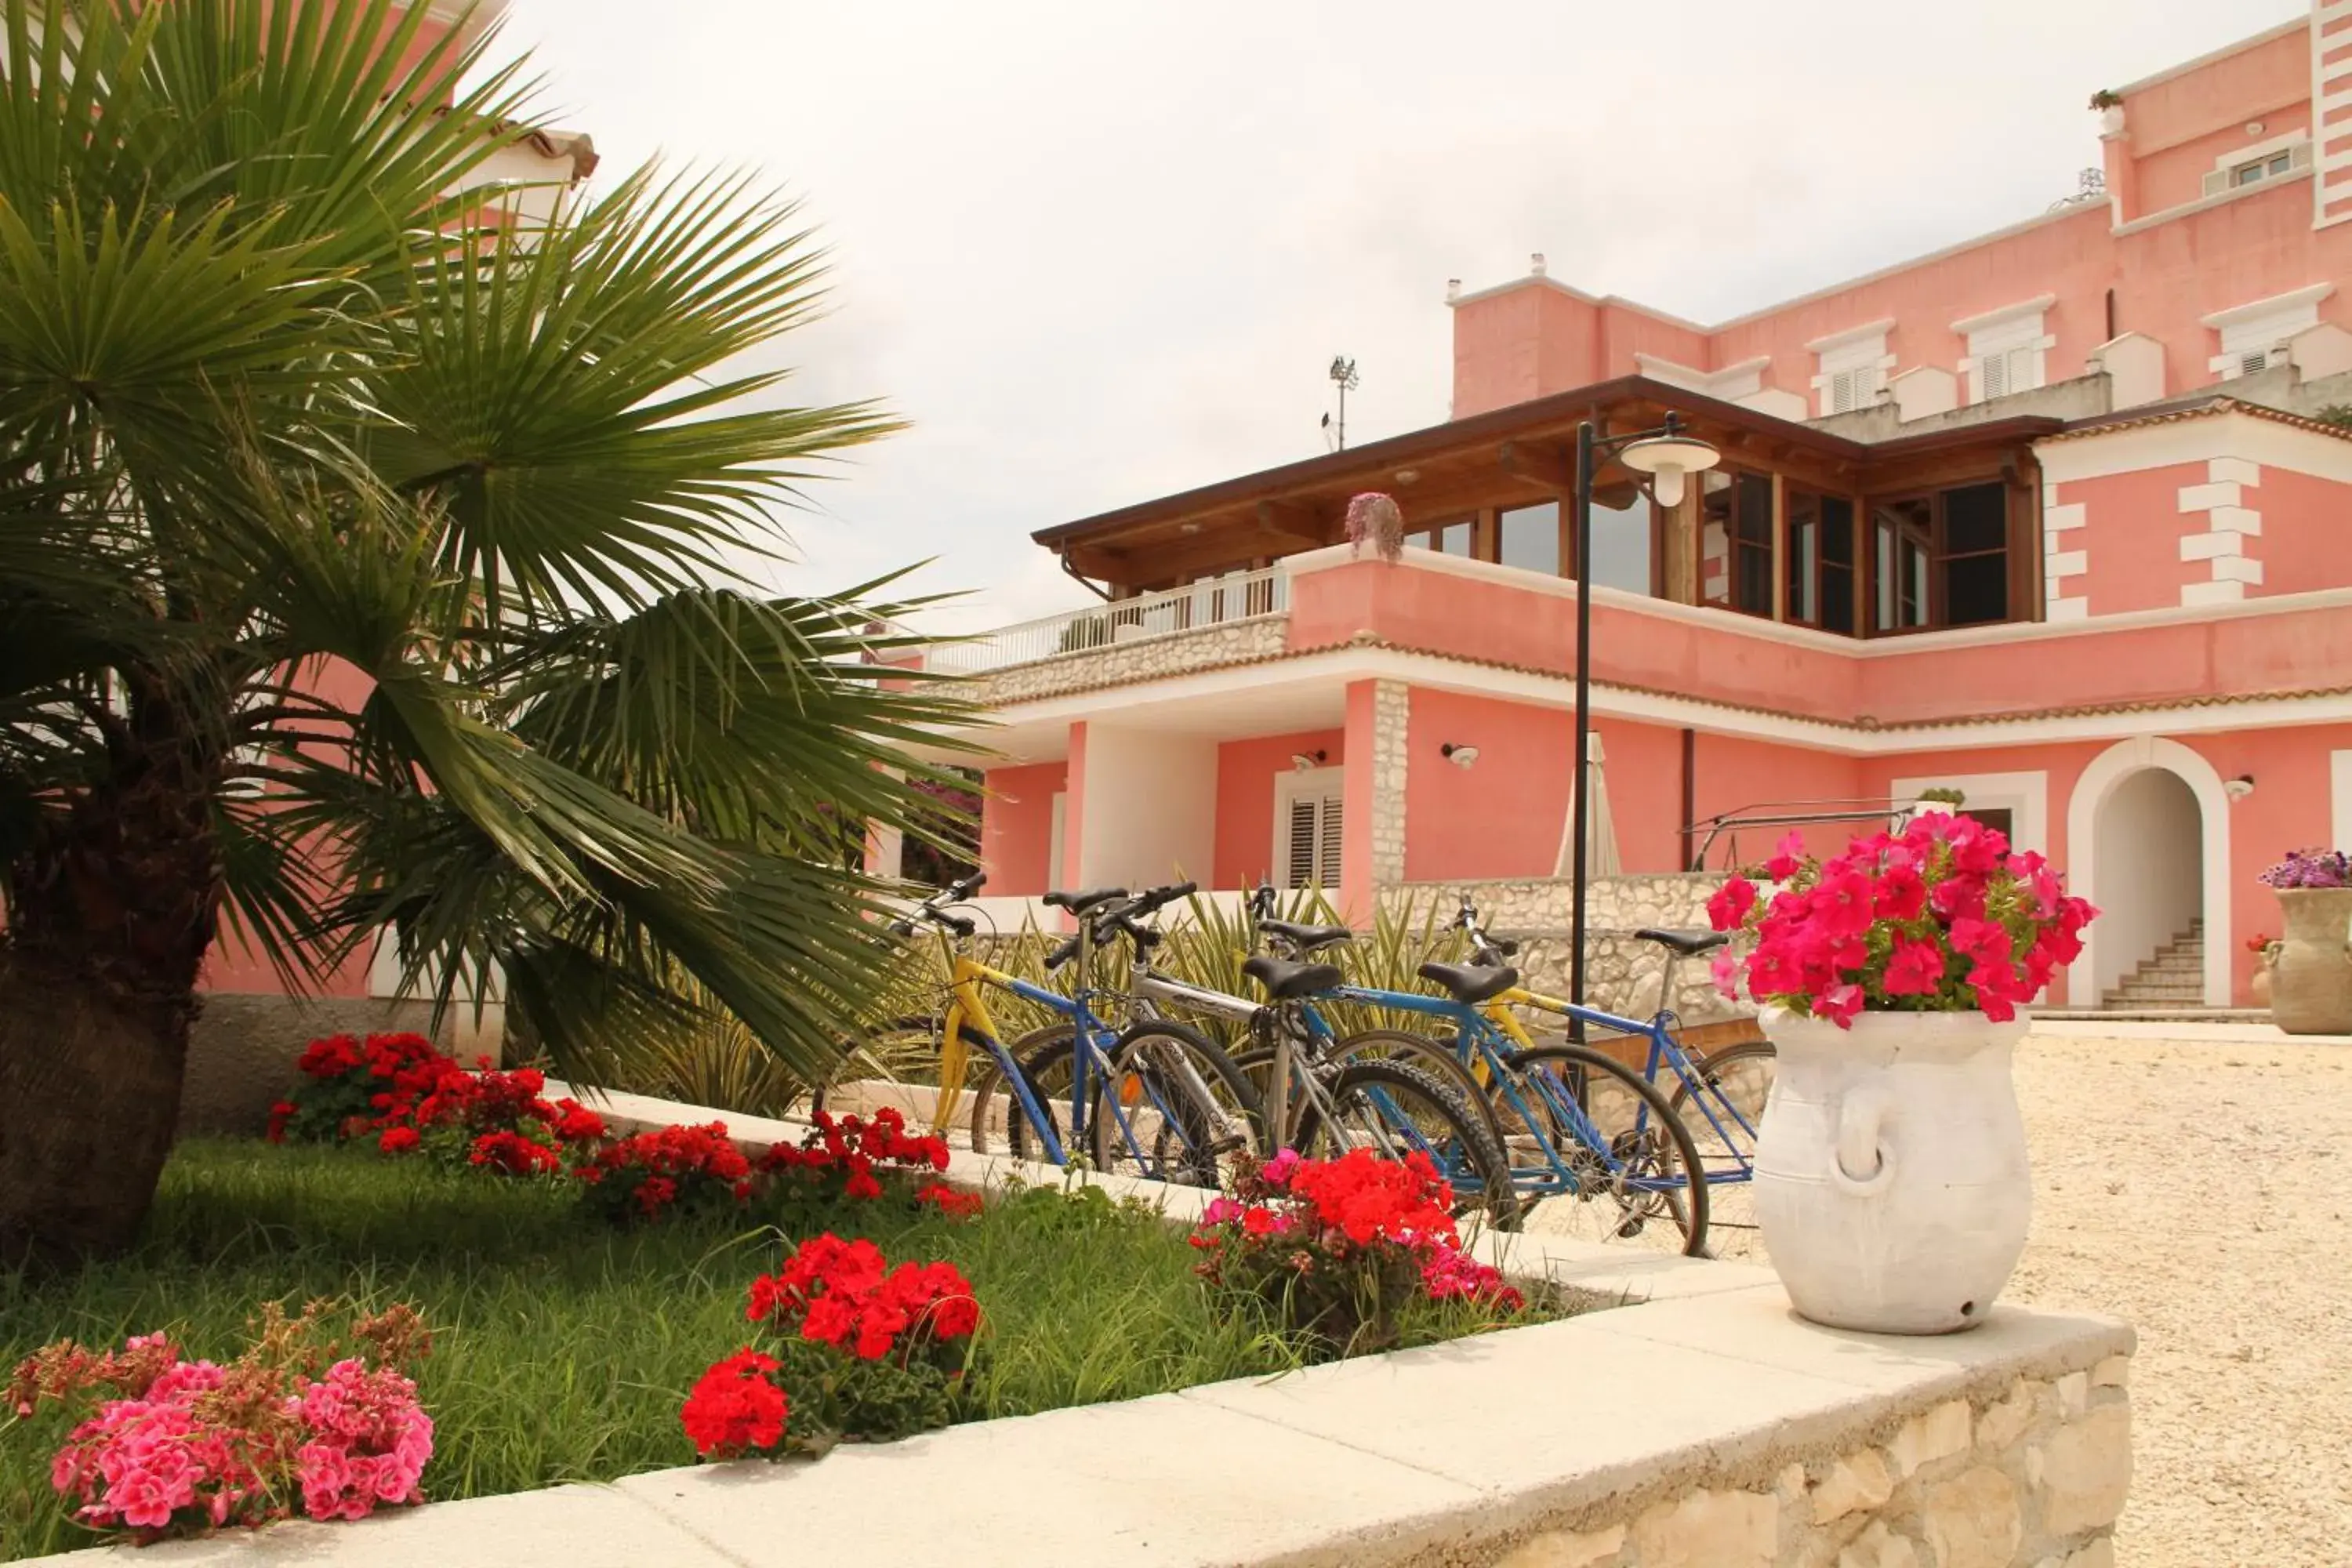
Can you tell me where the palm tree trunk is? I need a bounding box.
[0,949,193,1265]
[0,684,225,1266]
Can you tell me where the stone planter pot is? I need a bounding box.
[2270,887,2352,1035]
[2251,964,2273,1010]
[1754,1008,2030,1335]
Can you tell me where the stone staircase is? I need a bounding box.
[2103,921,2205,1009]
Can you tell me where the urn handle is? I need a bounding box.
[1828,1083,1898,1198]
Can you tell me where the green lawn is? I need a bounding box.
[0,1139,1529,1561]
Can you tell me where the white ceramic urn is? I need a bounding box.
[1753,1007,2031,1334]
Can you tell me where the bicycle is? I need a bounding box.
[888,874,1259,1189]
[972,883,1519,1230]
[1439,895,1774,1257]
[1226,884,1710,1255]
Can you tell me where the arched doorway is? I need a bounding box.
[2064,737,2231,1008]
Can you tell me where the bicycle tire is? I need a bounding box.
[1293,1058,1523,1233]
[1500,1044,1708,1256]
[1666,1040,1775,1261]
[965,1025,1076,1163]
[1090,1020,1263,1188]
[1323,1028,1509,1149]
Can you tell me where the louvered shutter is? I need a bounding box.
[1285,797,1319,887]
[1980,352,2009,400]
[1317,796,1344,886]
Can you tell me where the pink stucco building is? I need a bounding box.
[913,5,2352,1014]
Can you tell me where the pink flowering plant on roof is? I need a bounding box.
[1705,812,2097,1028]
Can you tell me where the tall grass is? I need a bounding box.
[0,1138,1530,1563]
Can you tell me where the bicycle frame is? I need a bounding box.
[1488,983,1761,1192]
[920,929,1204,1180]
[1316,984,1696,1205]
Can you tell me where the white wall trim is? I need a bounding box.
[2035,409,2352,485]
[1279,541,2352,656]
[2198,281,2336,332]
[1951,294,2060,336]
[1889,770,2050,857]
[972,641,2352,762]
[2332,750,2352,852]
[2063,737,2233,1007]
[1803,318,1899,353]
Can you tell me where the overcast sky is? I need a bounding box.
[489,0,2299,631]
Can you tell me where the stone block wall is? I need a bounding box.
[1487,1356,2133,1568]
[1388,874,1749,1027]
[968,615,1288,706]
[180,993,504,1137]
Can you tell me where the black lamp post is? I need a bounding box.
[1566,412,1720,1038]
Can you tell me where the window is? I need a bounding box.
[2205,283,2331,379]
[1955,296,2054,405]
[2204,140,2310,198]
[1588,488,1654,595]
[1275,768,1344,891]
[1410,521,1474,556]
[1809,321,1894,416]
[1497,502,1559,575]
[1785,488,1857,633]
[1871,481,2013,633]
[1700,470,1774,617]
[1963,807,2015,841]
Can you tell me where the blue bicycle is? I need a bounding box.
[1234,889,1709,1255]
[891,876,1259,1188]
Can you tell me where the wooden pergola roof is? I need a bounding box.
[1034,376,2063,590]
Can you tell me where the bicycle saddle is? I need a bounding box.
[1634,927,1728,957]
[1259,918,1353,954]
[1044,887,1127,913]
[1417,960,1519,1004]
[1242,954,1345,1001]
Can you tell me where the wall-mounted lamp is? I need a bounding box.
[1441,743,1479,769]
[2225,774,2256,801]
[1290,750,1327,772]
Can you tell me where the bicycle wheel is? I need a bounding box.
[1091,1022,1263,1188]
[962,1025,1079,1163]
[1294,1058,1522,1233]
[1667,1040,1775,1262]
[1497,1044,1708,1257]
[1324,1028,1508,1148]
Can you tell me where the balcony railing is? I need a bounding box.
[925,565,1290,675]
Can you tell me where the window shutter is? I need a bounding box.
[2240,348,2273,378]
[1980,353,2009,401]
[1831,369,1858,413]
[2202,168,2228,198]
[1285,797,1319,888]
[2290,141,2314,172]
[1317,795,1344,887]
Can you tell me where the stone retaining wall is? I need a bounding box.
[967,615,1288,706]
[1486,1358,2131,1568]
[1392,875,1750,1027]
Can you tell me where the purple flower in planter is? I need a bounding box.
[2259,848,2352,889]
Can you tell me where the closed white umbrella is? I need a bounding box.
[1555,731,1621,879]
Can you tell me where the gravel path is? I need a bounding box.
[2005,1032,2352,1566]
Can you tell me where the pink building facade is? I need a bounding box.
[912,9,2352,1015]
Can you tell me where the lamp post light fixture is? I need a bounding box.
[1566,412,1719,1038]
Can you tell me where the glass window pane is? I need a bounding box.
[1441,521,1472,556]
[1498,503,1560,575]
[1735,474,1773,545]
[1944,553,2008,625]
[2269,153,2292,176]
[1737,540,1772,615]
[1820,496,1855,566]
[1788,514,1817,622]
[1588,494,1651,594]
[1943,483,2007,554]
[1822,564,1855,634]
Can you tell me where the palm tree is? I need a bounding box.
[0,0,975,1262]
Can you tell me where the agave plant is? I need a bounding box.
[0,0,977,1260]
